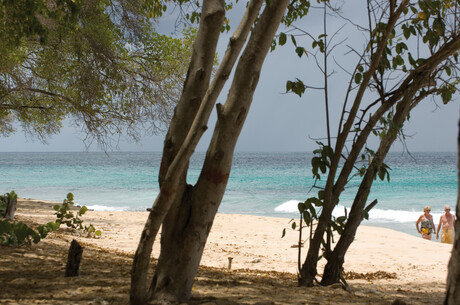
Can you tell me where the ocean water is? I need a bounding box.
[0,152,457,239]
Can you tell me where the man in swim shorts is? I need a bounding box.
[436,205,456,244]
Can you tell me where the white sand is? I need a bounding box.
[19,199,453,292]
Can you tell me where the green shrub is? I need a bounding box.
[0,220,59,246]
[54,193,101,237]
[1,192,100,247]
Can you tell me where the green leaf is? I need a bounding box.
[308,197,323,207]
[378,167,386,181]
[317,190,325,201]
[286,80,293,92]
[286,79,306,97]
[402,24,412,39]
[331,221,343,234]
[291,34,297,47]
[362,209,369,220]
[307,204,317,219]
[297,202,305,213]
[79,206,88,215]
[0,220,12,234]
[396,42,408,54]
[279,32,287,46]
[295,46,306,58]
[319,162,326,173]
[354,72,362,84]
[303,212,312,225]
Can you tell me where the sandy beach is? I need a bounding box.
[0,198,453,304]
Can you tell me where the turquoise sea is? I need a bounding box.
[0,152,457,239]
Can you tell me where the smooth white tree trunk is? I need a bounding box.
[130,0,290,303]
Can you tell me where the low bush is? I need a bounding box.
[0,192,100,246]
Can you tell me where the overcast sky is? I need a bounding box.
[1,2,458,153]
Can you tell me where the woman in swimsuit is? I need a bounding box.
[416,206,436,240]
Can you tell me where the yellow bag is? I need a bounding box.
[422,228,430,234]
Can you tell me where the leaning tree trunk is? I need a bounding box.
[445,117,460,304]
[130,0,226,303]
[147,0,290,302]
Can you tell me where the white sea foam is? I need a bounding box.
[274,200,455,224]
[86,205,128,212]
[274,200,301,212]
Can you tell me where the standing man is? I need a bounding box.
[437,205,456,244]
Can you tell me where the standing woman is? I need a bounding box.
[416,206,436,240]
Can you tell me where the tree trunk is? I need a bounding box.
[130,1,225,303]
[298,1,410,287]
[147,0,290,302]
[65,239,83,277]
[4,193,17,220]
[321,130,398,286]
[300,23,460,287]
[445,117,460,304]
[298,199,337,286]
[321,66,435,285]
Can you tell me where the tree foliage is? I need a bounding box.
[0,0,196,147]
[0,0,81,47]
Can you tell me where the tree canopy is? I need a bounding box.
[0,0,195,147]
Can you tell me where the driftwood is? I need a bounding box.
[65,239,83,277]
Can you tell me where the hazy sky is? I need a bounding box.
[1,2,459,153]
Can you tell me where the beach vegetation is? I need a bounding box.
[53,192,101,237]
[0,0,196,148]
[0,219,59,246]
[280,0,459,289]
[0,209,60,247]
[0,192,99,247]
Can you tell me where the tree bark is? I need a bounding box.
[147,0,290,302]
[130,1,225,303]
[445,116,460,304]
[130,0,289,303]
